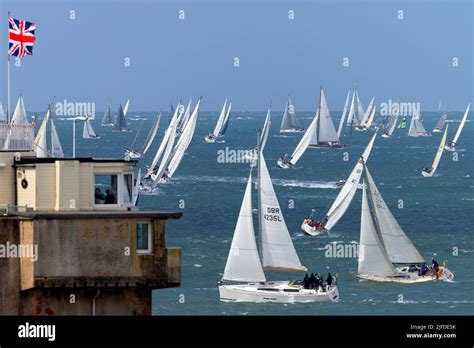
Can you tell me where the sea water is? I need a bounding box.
[52,110,473,315]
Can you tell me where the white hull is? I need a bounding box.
[381,134,391,138]
[301,220,325,236]
[280,128,305,134]
[444,145,456,152]
[219,281,339,303]
[432,129,443,133]
[124,150,142,159]
[204,135,216,143]
[421,169,434,177]
[357,267,453,283]
[308,143,344,149]
[277,158,291,169]
[408,133,431,137]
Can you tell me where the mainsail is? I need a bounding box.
[433,110,448,132]
[323,132,377,231]
[166,98,201,179]
[83,117,99,139]
[113,104,128,131]
[220,102,232,135]
[448,103,470,146]
[358,179,398,277]
[260,104,272,151]
[223,172,266,282]
[259,150,307,272]
[429,125,448,173]
[11,96,28,125]
[140,114,161,155]
[123,100,130,117]
[337,90,350,138]
[280,96,299,131]
[346,91,357,126]
[101,104,114,125]
[50,118,64,158]
[408,111,428,137]
[288,111,319,165]
[360,97,374,126]
[365,105,376,129]
[383,112,398,137]
[212,99,228,138]
[152,116,177,182]
[309,88,340,146]
[365,167,425,264]
[33,108,51,158]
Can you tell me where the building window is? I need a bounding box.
[136,223,152,254]
[123,173,133,204]
[94,175,118,204]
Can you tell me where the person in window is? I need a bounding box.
[105,188,116,204]
[95,188,105,204]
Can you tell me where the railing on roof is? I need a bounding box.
[0,124,35,151]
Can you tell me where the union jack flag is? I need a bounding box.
[8,16,36,58]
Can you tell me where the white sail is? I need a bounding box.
[360,97,374,126]
[356,91,365,125]
[346,91,357,126]
[384,112,398,137]
[153,117,177,183]
[0,102,7,122]
[408,111,428,137]
[50,118,64,158]
[365,167,425,264]
[259,151,306,272]
[430,125,448,173]
[223,173,266,282]
[180,99,192,130]
[365,105,376,129]
[146,106,180,178]
[289,111,318,165]
[358,180,398,277]
[11,96,28,125]
[337,90,350,138]
[260,105,272,151]
[83,118,99,138]
[101,104,114,125]
[450,103,470,145]
[324,132,377,231]
[220,102,232,135]
[287,96,298,128]
[132,168,141,206]
[166,98,201,178]
[34,108,51,158]
[280,100,290,131]
[141,114,161,155]
[123,99,130,117]
[212,99,227,137]
[316,88,339,143]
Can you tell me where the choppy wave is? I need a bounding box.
[175,175,340,189]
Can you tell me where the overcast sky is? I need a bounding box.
[1,0,472,112]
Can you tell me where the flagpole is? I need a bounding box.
[7,11,11,124]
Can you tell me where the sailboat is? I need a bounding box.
[357,166,454,282]
[32,106,65,158]
[11,95,29,125]
[346,90,365,128]
[277,106,318,169]
[101,104,114,126]
[219,143,339,303]
[433,109,448,133]
[123,99,130,117]
[177,99,192,135]
[142,98,202,190]
[397,113,407,129]
[422,125,448,177]
[381,110,398,138]
[355,97,375,131]
[445,103,470,152]
[301,132,377,236]
[245,103,271,162]
[83,117,100,139]
[220,102,232,136]
[280,96,304,133]
[336,90,351,138]
[308,87,343,148]
[205,99,231,143]
[112,104,128,132]
[124,114,161,159]
[407,111,430,137]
